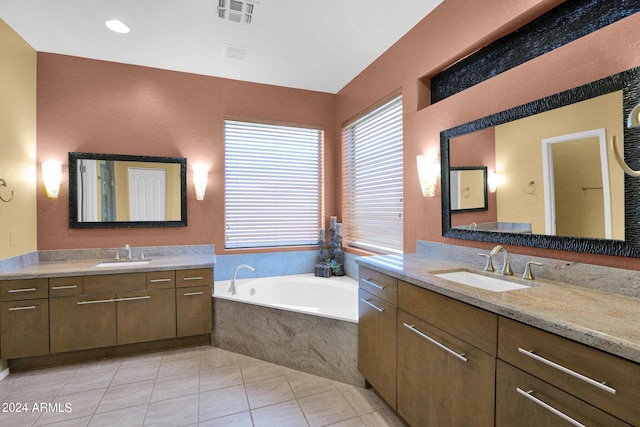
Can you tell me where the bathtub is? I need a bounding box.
[212,273,364,386]
[214,273,358,322]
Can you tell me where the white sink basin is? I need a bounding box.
[94,260,151,268]
[434,271,530,292]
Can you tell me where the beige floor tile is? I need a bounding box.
[359,408,406,427]
[95,379,155,414]
[158,357,200,378]
[118,351,165,368]
[35,387,106,426]
[111,359,161,387]
[59,367,116,395]
[88,404,148,427]
[150,372,199,403]
[198,384,249,422]
[298,390,358,427]
[251,400,309,427]
[199,365,243,393]
[8,373,67,401]
[244,376,295,409]
[0,398,46,427]
[239,359,285,384]
[41,415,93,426]
[196,410,253,426]
[143,394,198,426]
[327,418,366,427]
[200,349,254,372]
[286,370,338,399]
[338,384,387,416]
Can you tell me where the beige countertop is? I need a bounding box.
[357,253,640,364]
[0,254,216,280]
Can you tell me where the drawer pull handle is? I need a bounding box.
[403,323,467,362]
[362,278,385,290]
[184,291,205,296]
[183,276,204,281]
[360,298,384,312]
[8,288,37,293]
[149,278,173,283]
[51,285,78,290]
[9,305,36,311]
[114,296,151,302]
[77,298,116,305]
[518,348,616,395]
[516,388,586,427]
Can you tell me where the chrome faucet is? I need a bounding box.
[229,264,255,295]
[490,245,513,276]
[124,244,133,260]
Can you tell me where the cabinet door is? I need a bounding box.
[397,310,495,427]
[116,289,176,344]
[176,285,212,336]
[0,299,49,359]
[358,288,396,408]
[50,294,117,353]
[496,360,631,427]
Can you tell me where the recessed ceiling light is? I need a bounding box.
[105,19,130,34]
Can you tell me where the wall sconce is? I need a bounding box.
[488,173,500,193]
[42,161,62,198]
[416,154,439,197]
[193,165,208,201]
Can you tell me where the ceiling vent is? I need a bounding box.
[223,44,250,60]
[217,0,257,25]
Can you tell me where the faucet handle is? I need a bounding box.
[478,253,494,272]
[522,261,543,280]
[139,249,146,260]
[111,250,120,261]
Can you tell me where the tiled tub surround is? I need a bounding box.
[359,242,640,364]
[213,275,363,387]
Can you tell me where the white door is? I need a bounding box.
[128,168,166,221]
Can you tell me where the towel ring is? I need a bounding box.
[0,178,14,203]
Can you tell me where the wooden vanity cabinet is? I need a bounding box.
[357,267,398,408]
[0,278,49,359]
[396,281,497,427]
[497,317,640,426]
[176,269,213,337]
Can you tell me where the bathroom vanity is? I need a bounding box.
[357,253,639,427]
[0,252,214,369]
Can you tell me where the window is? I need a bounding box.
[343,95,403,254]
[224,119,323,249]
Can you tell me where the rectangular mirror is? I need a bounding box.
[69,152,187,228]
[450,166,487,213]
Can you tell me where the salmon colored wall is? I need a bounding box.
[36,53,337,254]
[336,0,640,270]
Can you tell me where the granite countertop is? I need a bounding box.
[0,254,216,280]
[357,253,640,364]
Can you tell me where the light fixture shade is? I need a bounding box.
[42,161,62,198]
[417,154,439,198]
[488,173,499,193]
[105,19,130,34]
[193,165,208,201]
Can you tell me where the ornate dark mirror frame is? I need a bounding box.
[441,67,640,257]
[69,152,188,229]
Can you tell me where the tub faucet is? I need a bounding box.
[230,264,255,295]
[490,245,513,276]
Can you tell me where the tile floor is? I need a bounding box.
[0,345,406,426]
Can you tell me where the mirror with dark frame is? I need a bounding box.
[69,152,187,229]
[449,166,488,213]
[441,66,640,258]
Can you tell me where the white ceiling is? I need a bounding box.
[0,0,443,94]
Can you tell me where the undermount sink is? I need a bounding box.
[94,260,152,268]
[433,270,530,292]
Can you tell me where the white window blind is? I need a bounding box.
[224,119,323,249]
[343,95,403,254]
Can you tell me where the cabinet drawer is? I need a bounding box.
[49,276,83,297]
[496,361,631,427]
[498,317,640,426]
[84,273,146,294]
[398,280,497,355]
[176,285,212,336]
[176,268,212,288]
[147,271,176,289]
[358,267,397,305]
[0,299,50,359]
[0,278,48,301]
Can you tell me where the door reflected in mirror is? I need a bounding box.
[69,152,187,228]
[450,167,487,212]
